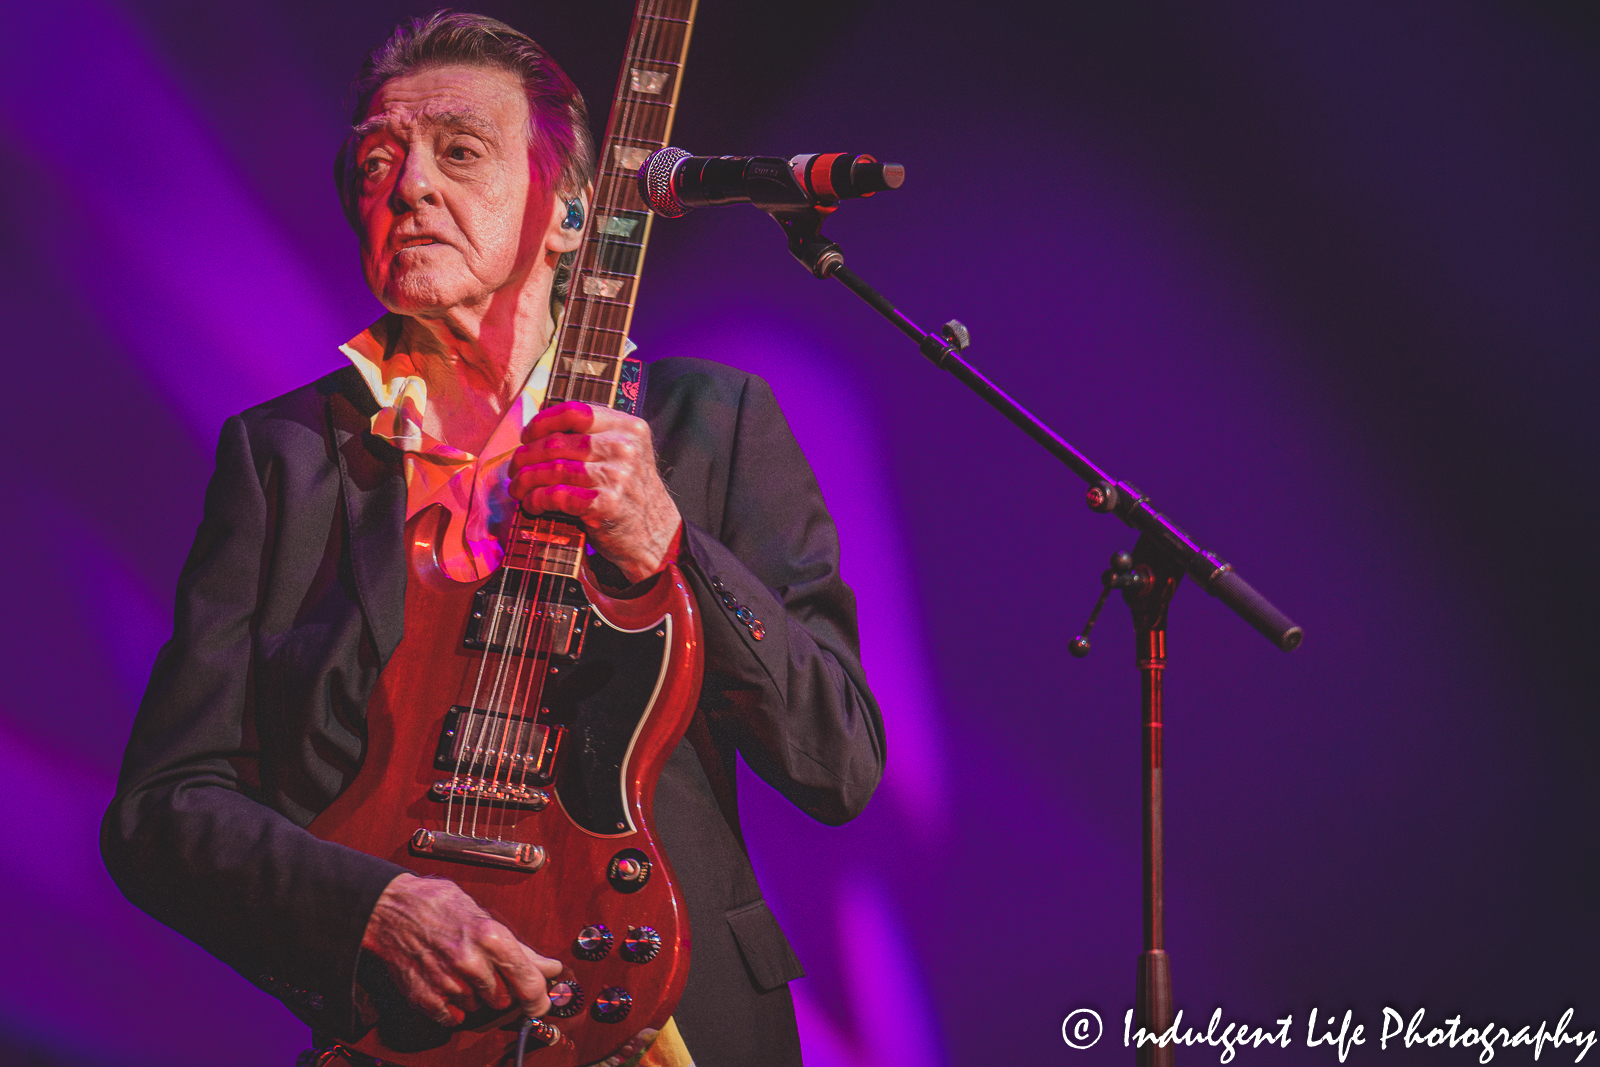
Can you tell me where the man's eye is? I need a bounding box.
[446,145,476,162]
[361,157,389,179]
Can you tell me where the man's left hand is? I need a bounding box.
[509,401,680,584]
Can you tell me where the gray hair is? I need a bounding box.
[334,10,596,306]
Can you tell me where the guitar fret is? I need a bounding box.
[563,306,631,334]
[595,172,651,191]
[554,353,620,371]
[606,113,673,139]
[563,300,630,321]
[560,347,627,363]
[592,182,650,211]
[548,379,619,405]
[557,353,625,370]
[504,521,585,577]
[561,324,628,339]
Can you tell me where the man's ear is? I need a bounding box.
[547,185,591,255]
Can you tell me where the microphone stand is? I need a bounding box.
[768,205,1303,1065]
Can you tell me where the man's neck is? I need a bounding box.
[397,291,558,456]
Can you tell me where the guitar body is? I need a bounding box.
[308,505,702,1066]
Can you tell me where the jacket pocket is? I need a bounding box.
[725,898,805,992]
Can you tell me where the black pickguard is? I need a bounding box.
[545,609,669,835]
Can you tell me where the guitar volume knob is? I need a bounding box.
[621,926,662,963]
[573,924,613,961]
[592,986,633,1024]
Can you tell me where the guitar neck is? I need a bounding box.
[547,0,697,410]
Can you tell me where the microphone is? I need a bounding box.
[637,149,905,218]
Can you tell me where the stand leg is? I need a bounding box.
[1126,535,1184,1064]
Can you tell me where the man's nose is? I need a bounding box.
[391,150,440,212]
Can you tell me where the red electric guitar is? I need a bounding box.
[308,3,701,1063]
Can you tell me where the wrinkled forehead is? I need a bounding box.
[357,65,530,145]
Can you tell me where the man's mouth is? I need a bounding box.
[395,236,441,251]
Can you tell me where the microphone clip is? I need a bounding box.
[770,205,845,278]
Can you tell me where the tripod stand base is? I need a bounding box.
[1135,949,1174,1066]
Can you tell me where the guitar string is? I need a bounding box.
[483,524,536,835]
[492,516,550,836]
[472,511,547,839]
[474,478,560,837]
[446,509,522,836]
[476,516,530,840]
[498,1,665,820]
[521,0,667,720]
[514,0,670,835]
[483,517,550,842]
[469,0,678,843]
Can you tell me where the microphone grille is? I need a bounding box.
[638,148,692,218]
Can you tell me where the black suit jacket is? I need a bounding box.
[102,356,885,1065]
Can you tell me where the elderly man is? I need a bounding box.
[102,12,884,1067]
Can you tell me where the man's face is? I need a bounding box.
[353,64,552,317]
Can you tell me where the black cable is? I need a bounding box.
[516,1015,537,1067]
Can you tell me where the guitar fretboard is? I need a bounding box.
[546,0,696,409]
[510,0,697,580]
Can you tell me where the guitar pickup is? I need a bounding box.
[436,706,561,785]
[465,586,588,659]
[410,828,546,871]
[466,571,589,656]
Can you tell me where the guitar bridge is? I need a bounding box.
[410,828,547,871]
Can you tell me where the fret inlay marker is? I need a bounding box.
[614,145,651,171]
[599,215,640,238]
[629,69,669,95]
[571,358,609,376]
[581,276,625,299]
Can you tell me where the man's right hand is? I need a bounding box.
[361,873,563,1025]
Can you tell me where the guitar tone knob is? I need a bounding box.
[574,924,613,961]
[547,977,584,1018]
[592,986,633,1024]
[621,926,662,963]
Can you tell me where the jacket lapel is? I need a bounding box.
[324,367,408,664]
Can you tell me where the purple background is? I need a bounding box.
[0,1,1594,1064]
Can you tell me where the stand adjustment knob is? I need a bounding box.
[1070,549,1142,657]
[940,319,971,351]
